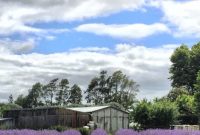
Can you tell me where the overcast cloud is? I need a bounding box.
[0,0,199,102]
[0,44,174,102]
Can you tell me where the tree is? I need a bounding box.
[133,99,178,129]
[14,94,29,108]
[8,94,13,103]
[43,78,59,106]
[56,79,70,106]
[170,42,200,94]
[175,94,197,124]
[167,86,189,102]
[27,82,43,108]
[194,71,200,127]
[110,71,139,109]
[0,103,21,117]
[69,84,82,104]
[190,43,200,93]
[170,45,192,92]
[194,92,200,128]
[150,100,178,128]
[133,100,151,129]
[85,77,102,104]
[85,70,139,110]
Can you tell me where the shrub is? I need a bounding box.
[78,127,90,135]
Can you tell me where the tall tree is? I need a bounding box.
[194,71,200,127]
[14,94,29,108]
[167,86,189,102]
[85,77,102,104]
[43,78,59,106]
[170,42,200,94]
[110,70,139,109]
[8,94,13,103]
[69,84,82,104]
[27,82,43,108]
[85,70,139,110]
[56,79,70,105]
[191,43,200,92]
[85,70,112,104]
[170,45,192,92]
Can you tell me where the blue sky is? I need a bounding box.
[8,6,197,53]
[0,0,199,102]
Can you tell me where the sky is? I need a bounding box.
[0,0,200,102]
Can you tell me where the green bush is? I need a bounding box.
[78,127,90,135]
[132,99,178,129]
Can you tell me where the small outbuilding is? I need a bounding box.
[68,106,129,132]
[3,105,129,132]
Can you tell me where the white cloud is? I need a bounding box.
[0,0,145,35]
[70,47,110,52]
[0,43,174,102]
[0,39,36,54]
[150,0,200,38]
[75,23,170,39]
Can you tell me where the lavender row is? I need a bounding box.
[1,129,200,135]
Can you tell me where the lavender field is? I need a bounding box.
[1,129,200,135]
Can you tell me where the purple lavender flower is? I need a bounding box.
[115,129,138,135]
[61,129,81,135]
[91,128,107,135]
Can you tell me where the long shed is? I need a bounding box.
[3,105,129,132]
[3,107,89,129]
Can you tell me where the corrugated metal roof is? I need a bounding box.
[67,106,109,113]
[0,118,13,121]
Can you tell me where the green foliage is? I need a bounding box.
[85,70,139,110]
[167,86,189,102]
[85,71,110,104]
[27,82,43,108]
[132,99,178,129]
[69,84,82,104]
[176,94,195,114]
[78,128,90,135]
[0,103,21,117]
[8,94,13,104]
[133,100,151,129]
[15,94,29,108]
[170,42,200,94]
[14,78,83,108]
[194,92,200,114]
[45,78,59,106]
[175,94,197,124]
[194,92,200,125]
[56,79,70,106]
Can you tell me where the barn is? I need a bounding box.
[68,106,129,132]
[3,105,129,132]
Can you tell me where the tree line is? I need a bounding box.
[13,78,82,108]
[10,70,138,110]
[131,42,200,129]
[6,42,200,129]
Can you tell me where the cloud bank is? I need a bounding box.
[75,23,170,39]
[0,44,174,102]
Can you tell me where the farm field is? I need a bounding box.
[0,129,200,135]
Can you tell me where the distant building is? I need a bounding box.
[2,105,129,132]
[0,118,14,129]
[170,125,200,130]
